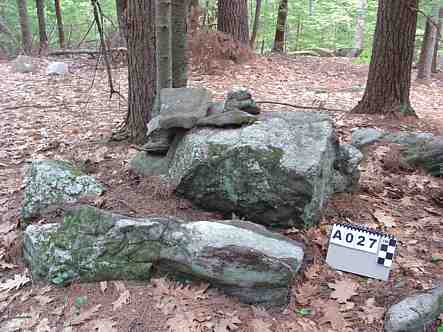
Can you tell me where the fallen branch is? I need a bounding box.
[48,47,127,57]
[256,101,348,112]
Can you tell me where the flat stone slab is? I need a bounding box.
[21,160,104,221]
[384,285,443,332]
[351,127,434,148]
[196,110,257,127]
[24,206,304,307]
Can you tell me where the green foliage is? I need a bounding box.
[437,325,443,332]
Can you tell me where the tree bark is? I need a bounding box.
[54,0,65,49]
[417,6,439,80]
[250,0,262,49]
[16,0,32,54]
[351,0,418,116]
[171,0,188,87]
[156,0,172,89]
[272,0,288,52]
[352,0,367,56]
[217,0,250,46]
[35,0,48,52]
[116,0,128,45]
[123,0,157,143]
[431,6,443,73]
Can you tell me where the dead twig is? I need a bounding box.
[256,101,347,112]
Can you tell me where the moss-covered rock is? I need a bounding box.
[21,160,104,222]
[24,206,304,307]
[129,151,170,177]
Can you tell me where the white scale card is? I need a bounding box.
[326,223,397,281]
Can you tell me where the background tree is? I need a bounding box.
[16,0,32,54]
[417,5,440,79]
[116,0,128,44]
[35,0,48,52]
[352,0,418,116]
[54,0,65,48]
[156,0,172,89]
[217,0,249,45]
[272,0,288,52]
[121,0,157,143]
[172,0,188,87]
[431,6,443,73]
[250,0,262,48]
[352,0,367,56]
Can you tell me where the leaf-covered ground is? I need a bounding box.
[0,54,442,332]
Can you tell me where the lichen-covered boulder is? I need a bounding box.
[21,160,104,221]
[384,285,443,332]
[24,206,304,307]
[168,111,360,227]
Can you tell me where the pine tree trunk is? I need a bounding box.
[156,0,172,89]
[351,0,418,116]
[250,0,262,49]
[217,0,250,46]
[35,0,48,52]
[352,0,366,55]
[124,0,157,143]
[16,0,32,54]
[417,7,439,80]
[171,0,188,88]
[116,0,128,45]
[272,0,288,52]
[431,7,443,73]
[54,0,65,48]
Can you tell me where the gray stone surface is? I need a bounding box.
[224,88,260,115]
[384,285,443,332]
[46,62,69,75]
[21,160,104,221]
[333,144,363,192]
[143,128,173,154]
[12,55,35,73]
[168,111,360,228]
[147,87,212,135]
[351,127,384,148]
[403,137,443,177]
[24,206,304,307]
[196,110,257,127]
[206,102,225,116]
[129,151,170,177]
[351,127,434,148]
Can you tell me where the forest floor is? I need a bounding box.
[0,53,442,332]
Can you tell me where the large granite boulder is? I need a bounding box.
[384,285,443,332]
[24,206,304,307]
[21,160,104,222]
[168,111,361,227]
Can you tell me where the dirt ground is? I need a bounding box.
[0,54,442,332]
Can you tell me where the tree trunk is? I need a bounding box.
[35,0,48,52]
[0,17,15,43]
[16,0,32,54]
[431,6,443,73]
[217,0,250,46]
[417,6,439,80]
[250,0,262,49]
[352,0,367,55]
[54,0,65,48]
[272,0,288,52]
[156,0,172,89]
[171,0,188,88]
[351,0,418,116]
[123,0,157,143]
[116,0,128,45]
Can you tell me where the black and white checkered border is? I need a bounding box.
[377,237,397,267]
[334,222,395,238]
